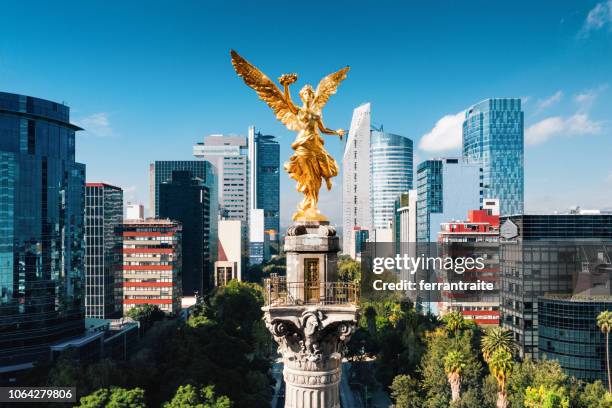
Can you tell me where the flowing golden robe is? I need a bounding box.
[285,108,339,219]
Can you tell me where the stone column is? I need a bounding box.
[264,306,357,408]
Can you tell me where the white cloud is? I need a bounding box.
[418,111,465,152]
[574,84,608,109]
[536,91,563,111]
[580,1,612,36]
[525,113,603,145]
[75,112,116,137]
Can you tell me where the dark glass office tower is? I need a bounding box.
[85,183,123,319]
[150,161,217,292]
[253,132,280,239]
[159,171,211,295]
[499,214,612,359]
[0,92,86,371]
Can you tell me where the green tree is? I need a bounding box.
[389,374,422,408]
[506,358,568,408]
[444,350,467,403]
[597,310,612,393]
[524,385,569,408]
[78,387,146,408]
[488,349,514,408]
[442,311,466,335]
[209,280,264,338]
[126,304,165,330]
[481,327,516,363]
[420,327,482,408]
[338,255,361,282]
[577,380,612,408]
[164,384,232,408]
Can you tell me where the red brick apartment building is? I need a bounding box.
[438,209,500,325]
[122,219,182,315]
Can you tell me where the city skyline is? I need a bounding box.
[1,1,611,226]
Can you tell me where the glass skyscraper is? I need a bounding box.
[248,127,280,263]
[159,171,212,294]
[85,183,123,319]
[462,98,524,216]
[252,131,279,240]
[151,161,218,294]
[370,128,413,230]
[416,158,482,242]
[0,92,86,370]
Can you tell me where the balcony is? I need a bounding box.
[263,276,359,307]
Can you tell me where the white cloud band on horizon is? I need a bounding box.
[525,113,603,145]
[418,111,465,152]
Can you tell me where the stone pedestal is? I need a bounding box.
[264,305,358,408]
[263,221,359,408]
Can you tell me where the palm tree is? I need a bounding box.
[597,310,612,393]
[488,349,514,408]
[444,350,466,403]
[443,311,466,335]
[481,327,517,363]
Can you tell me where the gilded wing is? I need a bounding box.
[314,66,350,111]
[230,50,299,131]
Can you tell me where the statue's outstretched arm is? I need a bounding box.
[317,119,344,139]
[283,84,298,114]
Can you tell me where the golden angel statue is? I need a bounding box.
[230,50,349,222]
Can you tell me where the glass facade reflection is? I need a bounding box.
[159,170,212,294]
[463,98,524,216]
[0,92,85,369]
[370,129,413,230]
[85,183,123,319]
[499,215,612,359]
[538,297,611,382]
[416,158,482,242]
[253,132,280,246]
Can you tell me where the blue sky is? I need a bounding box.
[1,1,611,227]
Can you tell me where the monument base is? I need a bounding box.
[263,220,359,408]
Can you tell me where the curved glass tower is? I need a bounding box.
[370,129,413,230]
[0,92,85,370]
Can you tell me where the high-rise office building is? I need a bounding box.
[193,134,249,221]
[149,161,218,293]
[499,214,612,359]
[122,219,182,315]
[85,183,123,319]
[462,98,524,216]
[248,127,280,261]
[416,158,482,242]
[126,203,144,220]
[370,128,413,230]
[0,92,86,371]
[159,170,212,295]
[342,103,414,257]
[342,103,372,257]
